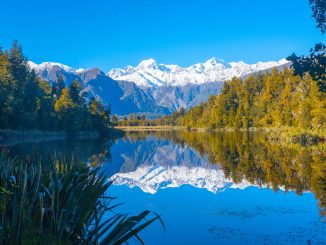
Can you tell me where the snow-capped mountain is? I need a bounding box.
[111,164,253,194]
[28,57,290,116]
[28,61,171,115]
[108,58,290,88]
[107,135,254,194]
[27,61,85,74]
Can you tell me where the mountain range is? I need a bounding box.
[28,58,290,116]
[112,164,253,194]
[106,135,254,194]
[108,57,289,87]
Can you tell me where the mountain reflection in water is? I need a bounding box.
[105,130,326,218]
[4,130,326,243]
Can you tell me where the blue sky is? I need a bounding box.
[0,0,324,71]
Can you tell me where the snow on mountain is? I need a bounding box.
[111,164,253,194]
[108,138,255,194]
[27,61,85,74]
[108,58,290,88]
[27,57,291,115]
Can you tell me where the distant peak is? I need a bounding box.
[27,61,38,70]
[27,61,74,72]
[27,61,86,74]
[108,57,289,87]
[206,57,227,64]
[205,57,217,63]
[76,68,86,73]
[278,58,290,64]
[137,58,157,69]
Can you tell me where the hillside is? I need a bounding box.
[28,58,290,116]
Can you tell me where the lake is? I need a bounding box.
[4,130,326,244]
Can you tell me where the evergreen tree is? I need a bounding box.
[0,41,112,134]
[69,79,83,106]
[176,68,325,133]
[287,43,326,92]
[309,0,326,33]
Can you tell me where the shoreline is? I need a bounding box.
[1,126,324,146]
[114,126,183,131]
[0,129,124,146]
[0,130,68,145]
[115,125,325,144]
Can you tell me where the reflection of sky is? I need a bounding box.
[107,185,326,244]
[103,136,326,244]
[6,134,326,243]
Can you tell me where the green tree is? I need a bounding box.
[309,0,326,33]
[287,43,326,92]
[69,79,84,106]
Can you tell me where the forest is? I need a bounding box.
[116,44,326,142]
[0,42,111,135]
[118,44,325,142]
[114,108,185,127]
[178,67,325,130]
[1,40,325,142]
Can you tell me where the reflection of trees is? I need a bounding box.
[3,133,123,168]
[126,130,326,217]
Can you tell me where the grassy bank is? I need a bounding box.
[263,127,326,145]
[115,125,182,131]
[119,125,326,145]
[195,127,326,145]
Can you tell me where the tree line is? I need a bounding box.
[137,59,325,137]
[177,67,325,132]
[115,44,325,136]
[114,108,185,127]
[0,41,111,134]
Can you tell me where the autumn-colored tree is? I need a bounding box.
[176,68,325,135]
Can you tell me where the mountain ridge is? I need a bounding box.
[108,57,290,88]
[27,58,290,116]
[107,136,255,194]
[111,164,254,194]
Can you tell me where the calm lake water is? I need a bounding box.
[4,130,326,244]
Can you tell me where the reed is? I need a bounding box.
[0,153,162,244]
